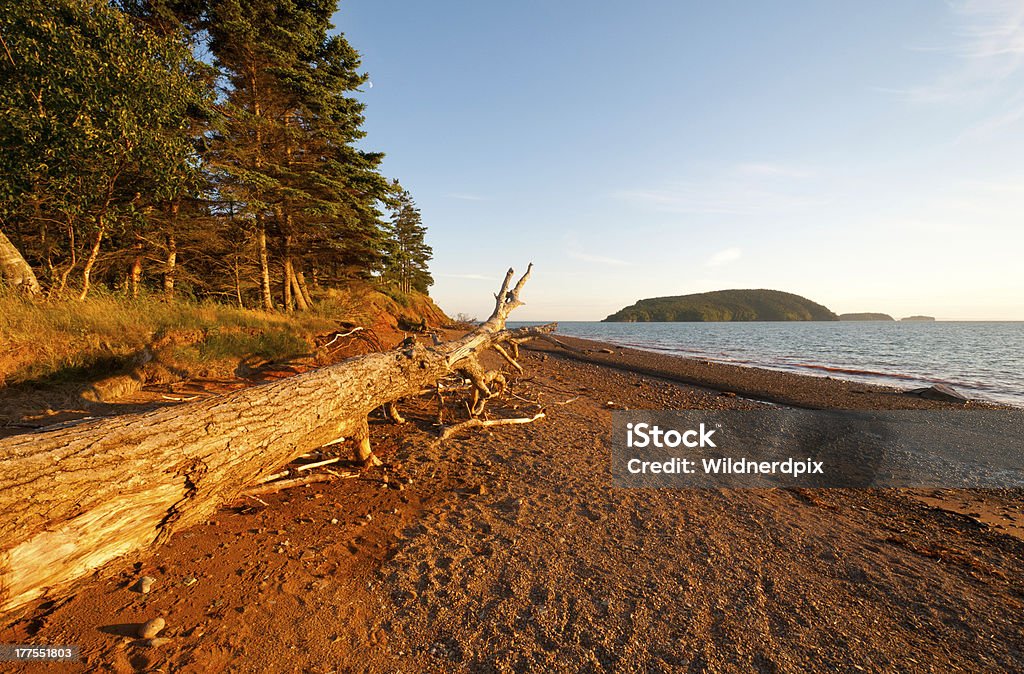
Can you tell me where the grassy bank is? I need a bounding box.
[0,282,449,389]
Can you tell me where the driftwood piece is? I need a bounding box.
[438,412,547,441]
[241,473,336,496]
[0,265,554,616]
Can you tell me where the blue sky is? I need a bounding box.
[334,0,1024,321]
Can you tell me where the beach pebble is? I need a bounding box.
[146,637,171,648]
[136,575,156,593]
[138,617,165,639]
[472,484,488,496]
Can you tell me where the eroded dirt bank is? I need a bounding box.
[2,342,1022,673]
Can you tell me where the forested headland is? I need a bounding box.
[604,289,839,322]
[0,0,432,308]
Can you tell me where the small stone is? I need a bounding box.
[146,638,170,648]
[136,576,156,593]
[330,518,339,525]
[138,617,165,639]
[473,484,487,496]
[182,577,197,587]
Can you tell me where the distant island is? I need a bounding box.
[838,313,895,321]
[900,315,936,322]
[604,289,838,322]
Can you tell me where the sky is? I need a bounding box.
[332,0,1024,321]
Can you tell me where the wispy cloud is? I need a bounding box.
[885,0,1024,134]
[568,251,630,266]
[445,192,486,201]
[705,247,742,267]
[614,162,824,216]
[564,232,631,266]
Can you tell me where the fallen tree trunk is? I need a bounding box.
[0,265,552,616]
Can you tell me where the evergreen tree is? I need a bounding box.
[205,0,390,311]
[0,0,426,305]
[383,188,433,294]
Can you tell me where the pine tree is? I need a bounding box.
[0,0,420,304]
[383,188,433,294]
[204,0,391,311]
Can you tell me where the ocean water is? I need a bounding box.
[538,321,1024,407]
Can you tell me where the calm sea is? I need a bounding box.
[530,321,1024,408]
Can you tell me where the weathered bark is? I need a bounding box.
[295,265,313,309]
[77,219,105,301]
[163,235,176,300]
[257,223,273,312]
[290,271,308,311]
[282,233,307,311]
[0,266,551,616]
[234,260,244,309]
[283,254,293,311]
[0,228,41,296]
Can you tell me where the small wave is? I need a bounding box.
[785,363,922,381]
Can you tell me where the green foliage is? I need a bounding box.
[381,187,433,294]
[604,289,839,322]
[206,0,393,284]
[0,0,211,265]
[0,0,432,307]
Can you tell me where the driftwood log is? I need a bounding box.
[0,265,552,616]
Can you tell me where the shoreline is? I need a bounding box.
[543,322,1024,408]
[2,333,1022,672]
[528,334,1002,410]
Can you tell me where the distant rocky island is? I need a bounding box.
[604,289,838,322]
[839,313,895,321]
[900,315,936,322]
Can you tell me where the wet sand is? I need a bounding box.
[2,337,1022,673]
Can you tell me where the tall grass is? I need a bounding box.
[0,289,337,386]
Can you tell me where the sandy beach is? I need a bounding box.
[2,337,1023,673]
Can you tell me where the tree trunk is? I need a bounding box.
[257,224,273,312]
[290,271,308,311]
[234,260,244,309]
[77,219,105,301]
[283,257,293,311]
[295,266,313,308]
[0,266,547,616]
[0,228,42,296]
[163,235,176,300]
[130,242,143,299]
[50,220,77,300]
